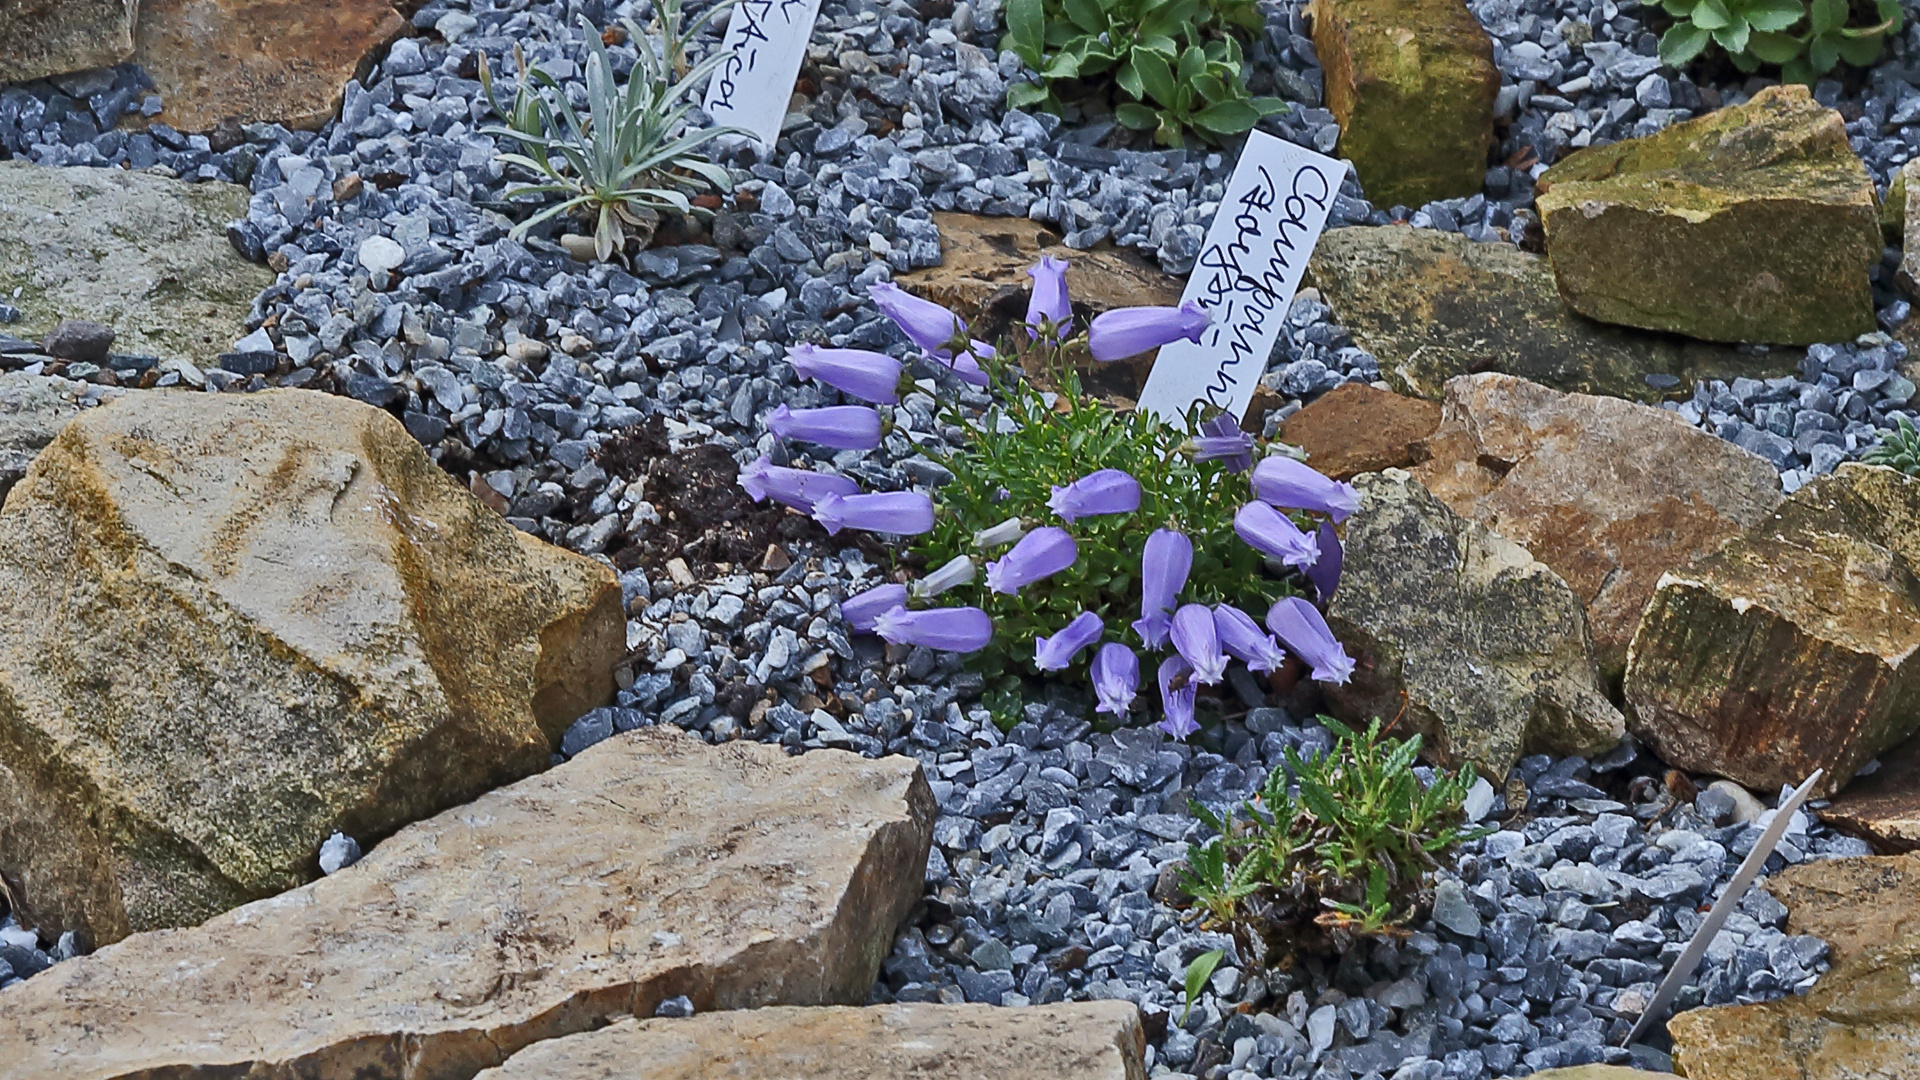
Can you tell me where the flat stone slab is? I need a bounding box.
[0,372,124,506]
[0,728,935,1080]
[0,160,271,365]
[1279,381,1441,481]
[0,0,135,84]
[1764,852,1920,966]
[1306,225,1799,403]
[476,1002,1146,1080]
[1820,731,1920,851]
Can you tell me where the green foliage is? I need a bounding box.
[1180,718,1488,961]
[1656,0,1902,83]
[1863,415,1920,475]
[480,1,744,263]
[1182,948,1227,1023]
[1000,0,1286,147]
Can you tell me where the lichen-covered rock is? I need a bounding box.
[1306,226,1798,403]
[1411,373,1783,685]
[1623,464,1920,798]
[1537,84,1880,345]
[475,1002,1145,1080]
[0,161,272,364]
[1308,0,1499,209]
[1324,469,1625,782]
[0,0,136,84]
[0,389,623,945]
[0,729,936,1080]
[0,373,122,507]
[1764,852,1920,965]
[1278,381,1441,481]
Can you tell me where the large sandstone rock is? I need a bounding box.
[1537,85,1881,345]
[0,728,936,1080]
[1308,0,1499,209]
[1324,469,1625,782]
[0,0,136,84]
[1763,852,1920,965]
[0,389,623,945]
[0,161,271,364]
[1306,226,1797,403]
[1819,731,1920,851]
[135,0,408,132]
[475,1002,1145,1080]
[1623,464,1920,798]
[1279,381,1441,481]
[0,372,120,507]
[1411,373,1783,684]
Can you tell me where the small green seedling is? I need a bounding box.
[1181,947,1226,1024]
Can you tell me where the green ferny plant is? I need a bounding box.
[479,0,746,263]
[1657,0,1903,84]
[1001,0,1286,147]
[1864,415,1920,475]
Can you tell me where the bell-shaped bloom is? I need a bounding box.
[1034,610,1103,672]
[871,604,994,653]
[1235,501,1320,570]
[812,490,934,536]
[1088,300,1209,362]
[1266,596,1356,685]
[1048,468,1141,523]
[940,345,992,386]
[767,404,882,450]
[1251,456,1360,523]
[870,281,967,355]
[1170,603,1227,685]
[973,516,1027,550]
[841,583,909,632]
[1214,604,1287,673]
[911,555,976,599]
[1157,655,1199,740]
[1307,521,1343,603]
[738,455,859,512]
[1092,643,1139,717]
[788,343,903,405]
[1192,414,1256,473]
[986,526,1077,595]
[1131,527,1192,648]
[1025,255,1071,341]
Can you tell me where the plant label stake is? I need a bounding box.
[1623,768,1824,1047]
[702,0,824,149]
[1137,130,1342,430]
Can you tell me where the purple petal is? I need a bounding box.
[1131,527,1192,649]
[1087,300,1209,363]
[871,605,994,652]
[788,343,903,405]
[1251,456,1360,523]
[767,403,883,450]
[1157,655,1199,740]
[1025,255,1071,340]
[737,455,860,513]
[1307,521,1343,603]
[985,526,1078,595]
[1092,642,1139,716]
[1266,596,1356,685]
[1193,414,1256,473]
[1214,603,1287,673]
[841,583,909,632]
[870,281,966,355]
[1171,604,1228,685]
[1047,468,1142,523]
[1034,610,1104,671]
[812,491,935,536]
[1234,501,1321,570]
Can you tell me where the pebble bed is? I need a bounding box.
[0,0,1907,1074]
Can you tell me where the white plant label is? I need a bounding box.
[1137,131,1343,429]
[702,0,823,149]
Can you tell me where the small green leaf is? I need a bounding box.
[1116,56,1146,98]
[1192,72,1230,102]
[1176,44,1207,82]
[1182,949,1227,1024]
[1133,47,1177,107]
[1836,30,1884,64]
[1808,0,1843,34]
[1743,0,1805,31]
[1006,80,1052,108]
[1690,0,1733,28]
[1659,21,1714,64]
[1063,0,1107,33]
[1745,28,1806,62]
[1191,98,1261,134]
[1008,0,1046,66]
[1808,32,1839,71]
[1713,16,1750,52]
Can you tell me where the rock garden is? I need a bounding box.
[4,0,1920,1075]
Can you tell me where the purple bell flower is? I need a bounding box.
[1034,610,1104,671]
[1234,501,1320,570]
[737,455,860,513]
[1266,597,1356,685]
[767,404,882,450]
[871,604,994,653]
[1088,300,1209,362]
[1025,255,1071,341]
[788,343,903,405]
[1157,655,1199,740]
[1047,468,1142,523]
[985,526,1078,595]
[1170,603,1228,685]
[1251,456,1360,523]
[841,583,909,632]
[870,281,967,355]
[812,490,935,536]
[1131,527,1192,649]
[1214,604,1287,673]
[1092,643,1139,717]
[1192,414,1256,473]
[1307,521,1343,603]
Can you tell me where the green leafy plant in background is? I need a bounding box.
[1001,0,1286,146]
[1181,718,1488,963]
[1864,415,1920,475]
[480,0,745,262]
[1656,0,1903,84]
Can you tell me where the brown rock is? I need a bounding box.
[0,728,935,1080]
[1279,381,1442,480]
[1763,852,1920,965]
[475,1002,1145,1080]
[0,0,135,84]
[1409,373,1783,684]
[134,0,408,132]
[0,373,117,507]
[1819,732,1920,852]
[1623,464,1920,798]
[0,389,623,945]
[1524,1070,1659,1080]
